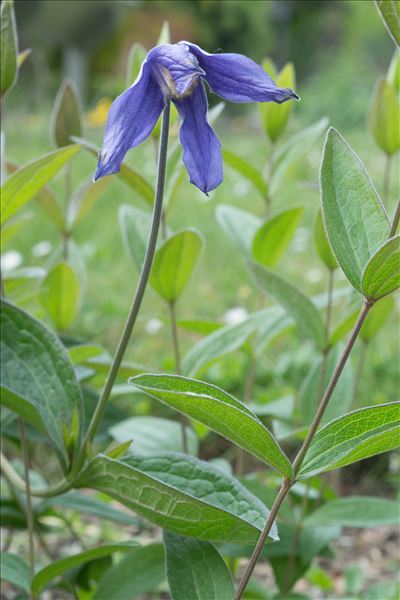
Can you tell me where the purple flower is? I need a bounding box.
[94,42,299,194]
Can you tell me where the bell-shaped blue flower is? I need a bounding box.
[94,42,299,194]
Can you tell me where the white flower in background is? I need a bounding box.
[233,179,251,197]
[223,306,248,326]
[1,250,22,272]
[307,268,323,283]
[145,318,163,335]
[32,240,52,258]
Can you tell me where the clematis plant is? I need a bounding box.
[94,42,299,193]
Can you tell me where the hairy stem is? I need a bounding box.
[74,101,171,471]
[389,199,400,238]
[19,419,35,587]
[234,299,373,598]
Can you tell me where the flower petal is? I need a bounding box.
[174,82,223,194]
[94,63,165,180]
[182,42,299,104]
[149,43,205,97]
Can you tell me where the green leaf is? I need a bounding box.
[67,178,109,229]
[223,150,268,199]
[40,261,80,330]
[215,204,261,254]
[38,491,140,526]
[76,453,275,544]
[360,295,394,342]
[299,346,354,425]
[164,532,234,600]
[361,235,400,300]
[0,0,18,95]
[109,416,198,456]
[17,47,31,69]
[388,50,400,93]
[77,139,154,205]
[35,186,65,230]
[1,211,32,249]
[251,262,326,349]
[126,42,147,86]
[375,0,400,46]
[157,20,170,45]
[304,496,400,528]
[260,61,296,142]
[329,309,359,347]
[271,117,329,195]
[94,544,165,600]
[320,128,390,292]
[369,78,400,156]
[0,552,30,593]
[150,229,203,303]
[1,145,81,225]
[299,402,400,479]
[119,204,152,272]
[314,209,337,270]
[130,374,292,477]
[252,207,304,267]
[0,300,83,471]
[51,79,83,147]
[32,542,139,595]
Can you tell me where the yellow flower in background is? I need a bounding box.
[87,97,112,127]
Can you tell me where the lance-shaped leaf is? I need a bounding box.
[375,0,400,46]
[1,145,80,225]
[126,42,147,87]
[77,138,154,205]
[360,295,394,342]
[40,261,80,331]
[260,61,296,142]
[94,544,165,600]
[361,235,400,300]
[0,300,83,472]
[223,150,268,199]
[251,262,326,349]
[0,0,18,95]
[0,553,30,593]
[67,178,109,230]
[215,204,261,254]
[320,128,390,292]
[369,78,400,156]
[299,402,400,479]
[164,532,234,600]
[252,207,304,267]
[129,374,292,477]
[304,496,400,528]
[32,542,139,595]
[119,204,152,271]
[150,230,203,303]
[314,209,337,270]
[76,453,276,544]
[51,79,83,147]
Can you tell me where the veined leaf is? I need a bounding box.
[109,416,198,456]
[299,402,400,479]
[0,300,83,471]
[40,261,80,331]
[304,496,400,528]
[51,79,83,147]
[76,453,276,543]
[320,128,390,292]
[314,209,337,270]
[1,145,80,225]
[252,262,326,349]
[215,204,261,254]
[361,235,400,300]
[375,0,400,46]
[32,542,139,595]
[94,544,165,600]
[252,207,304,267]
[369,78,400,156]
[0,0,18,95]
[164,532,234,600]
[223,150,268,198]
[360,295,394,342]
[150,229,203,303]
[129,374,292,477]
[0,552,30,593]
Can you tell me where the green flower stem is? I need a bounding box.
[75,101,171,469]
[234,298,373,599]
[389,199,400,238]
[18,419,35,589]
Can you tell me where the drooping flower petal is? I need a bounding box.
[174,82,223,194]
[182,42,299,104]
[149,43,205,97]
[94,63,165,180]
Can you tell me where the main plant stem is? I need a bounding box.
[234,298,373,599]
[75,101,171,470]
[19,419,35,588]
